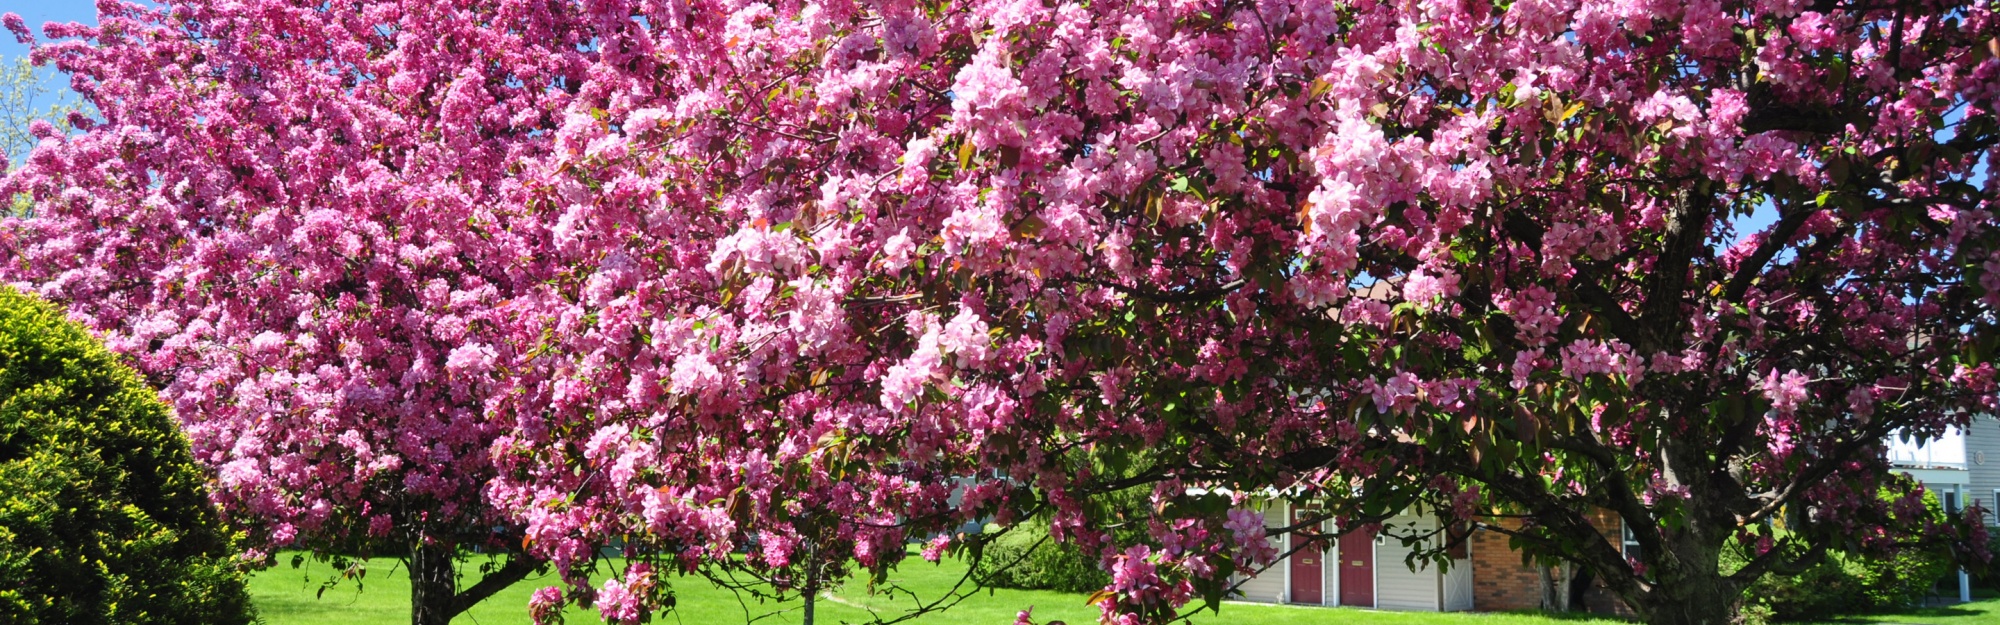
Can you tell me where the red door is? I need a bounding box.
[1338,525,1376,607]
[1289,509,1325,604]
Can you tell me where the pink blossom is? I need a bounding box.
[758,530,796,568]
[922,535,951,562]
[1402,268,1462,310]
[4,2,1990,622]
[596,579,641,623]
[529,586,564,625]
[1109,544,1157,594]
[444,343,498,377]
[1496,287,1561,346]
[1511,349,1546,390]
[1761,369,1811,416]
[940,307,993,367]
[881,313,943,411]
[880,229,918,272]
[1368,371,1424,414]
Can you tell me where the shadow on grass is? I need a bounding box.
[1494,610,1638,622]
[1807,605,1989,623]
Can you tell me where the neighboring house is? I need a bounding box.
[1888,421,1973,510]
[1229,498,1638,614]
[1231,501,1475,611]
[1467,513,1632,615]
[1225,413,2000,616]
[1888,414,2000,518]
[1965,415,2000,524]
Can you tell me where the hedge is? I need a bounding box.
[0,287,255,624]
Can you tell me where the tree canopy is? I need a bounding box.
[4,1,1998,625]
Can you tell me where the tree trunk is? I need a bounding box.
[1540,562,1578,612]
[410,539,458,625]
[1633,575,1739,625]
[801,542,820,625]
[1620,520,1742,625]
[1538,565,1559,612]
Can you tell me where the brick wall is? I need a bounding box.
[1470,513,1633,617]
[1470,521,1543,611]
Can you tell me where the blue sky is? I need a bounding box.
[3,0,103,60]
[5,0,104,109]
[3,0,102,163]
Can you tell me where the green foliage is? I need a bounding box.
[2,56,87,166]
[1730,493,1955,624]
[1734,549,1952,623]
[0,286,256,624]
[4,55,89,217]
[1973,527,2000,593]
[971,520,1113,593]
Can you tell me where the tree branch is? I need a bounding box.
[1640,187,1712,351]
[1070,277,1249,304]
[450,553,543,616]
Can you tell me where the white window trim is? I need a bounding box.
[1621,524,1641,560]
[1281,501,1292,604]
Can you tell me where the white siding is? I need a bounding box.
[1232,504,1288,603]
[1374,512,1441,611]
[1970,415,2000,524]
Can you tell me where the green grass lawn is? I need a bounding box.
[1795,595,2000,625]
[248,551,1998,625]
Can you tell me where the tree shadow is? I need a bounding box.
[1496,609,1637,622]
[1808,604,1990,624]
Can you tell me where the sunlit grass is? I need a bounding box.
[249,549,1998,624]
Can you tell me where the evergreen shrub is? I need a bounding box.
[0,287,255,624]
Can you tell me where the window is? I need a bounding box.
[1621,524,1641,561]
[1944,490,1961,516]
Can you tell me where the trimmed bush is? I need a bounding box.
[1735,547,1952,622]
[1730,491,1955,623]
[972,520,1112,593]
[0,287,255,624]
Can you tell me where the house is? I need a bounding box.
[1230,500,1475,611]
[1223,413,1999,616]
[1960,414,2000,522]
[1888,420,1976,512]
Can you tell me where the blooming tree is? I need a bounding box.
[484,1,2000,625]
[0,1,596,622]
[7,2,2000,625]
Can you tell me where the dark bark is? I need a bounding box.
[1630,567,1741,625]
[406,537,542,625]
[1638,187,1710,352]
[450,553,543,615]
[410,539,458,625]
[801,539,822,625]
